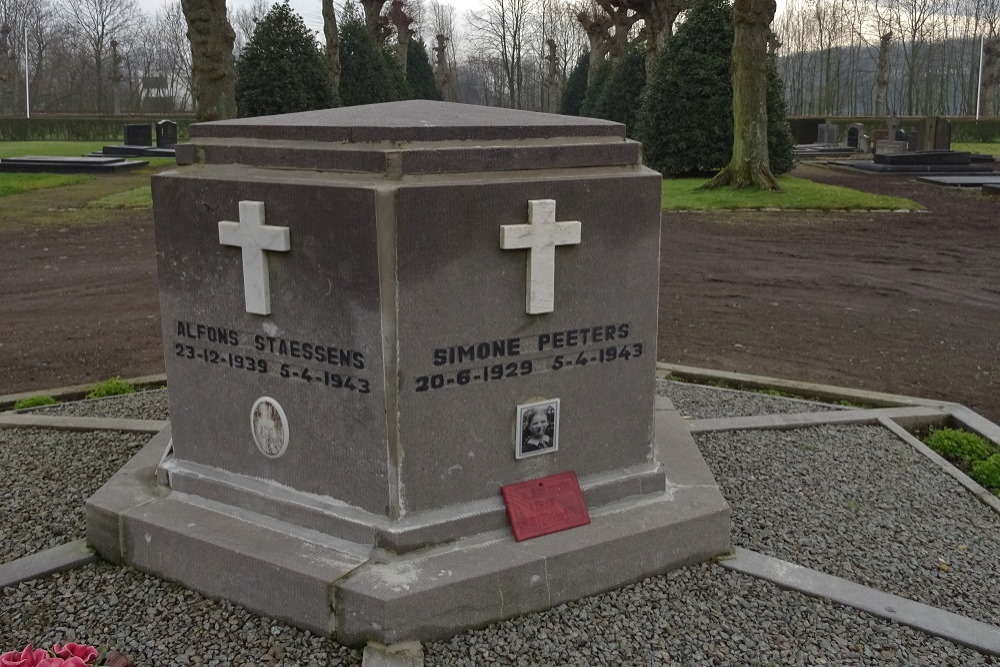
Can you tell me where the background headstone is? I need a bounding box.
[817,122,839,145]
[906,131,920,152]
[847,123,864,149]
[875,140,906,154]
[123,124,153,146]
[934,117,952,151]
[156,120,178,148]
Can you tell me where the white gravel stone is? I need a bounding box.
[0,428,146,564]
[695,424,1000,626]
[24,389,170,421]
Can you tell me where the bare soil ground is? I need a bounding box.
[2,163,998,422]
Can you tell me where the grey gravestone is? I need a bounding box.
[817,122,839,145]
[888,114,900,138]
[123,124,152,146]
[88,101,730,644]
[155,120,178,148]
[934,117,952,150]
[847,123,864,149]
[906,131,920,152]
[875,140,907,154]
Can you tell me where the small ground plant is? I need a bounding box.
[971,454,1000,495]
[924,428,995,468]
[923,427,1000,498]
[86,376,135,399]
[12,395,58,410]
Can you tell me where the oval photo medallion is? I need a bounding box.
[250,396,289,459]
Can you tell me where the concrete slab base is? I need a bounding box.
[86,396,730,645]
[0,540,98,588]
[362,642,424,667]
[721,548,1000,656]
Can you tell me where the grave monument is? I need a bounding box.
[87,101,729,645]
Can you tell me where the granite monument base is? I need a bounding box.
[86,396,730,644]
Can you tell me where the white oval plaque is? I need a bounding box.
[250,396,289,459]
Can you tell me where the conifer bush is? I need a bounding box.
[579,59,612,119]
[407,39,441,100]
[339,2,405,106]
[592,48,646,137]
[235,1,336,117]
[560,52,589,116]
[766,53,795,175]
[636,0,734,176]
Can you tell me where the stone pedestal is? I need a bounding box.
[87,101,729,643]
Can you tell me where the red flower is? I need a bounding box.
[51,646,98,665]
[0,646,50,667]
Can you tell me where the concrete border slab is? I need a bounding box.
[657,363,951,408]
[686,406,949,434]
[0,540,98,587]
[0,414,167,433]
[721,548,1000,657]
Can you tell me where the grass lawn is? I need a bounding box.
[662,175,922,211]
[0,141,176,231]
[0,172,91,197]
[90,185,152,209]
[953,142,1000,156]
[0,140,109,159]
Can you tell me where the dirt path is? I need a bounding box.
[2,163,999,423]
[660,164,1000,421]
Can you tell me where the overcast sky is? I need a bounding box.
[134,0,472,34]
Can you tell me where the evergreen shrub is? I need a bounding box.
[592,48,646,137]
[579,59,612,119]
[407,39,441,100]
[924,428,995,468]
[560,52,589,116]
[339,2,404,106]
[236,1,336,117]
[636,0,734,176]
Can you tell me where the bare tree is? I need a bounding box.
[388,0,414,70]
[467,0,535,108]
[875,30,892,115]
[322,0,340,92]
[58,0,138,111]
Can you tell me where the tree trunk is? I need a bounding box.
[545,38,559,113]
[703,0,778,190]
[322,0,341,92]
[982,33,999,116]
[577,10,611,86]
[181,0,236,121]
[388,0,413,72]
[875,31,891,117]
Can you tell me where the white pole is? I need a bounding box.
[976,34,984,121]
[23,26,29,119]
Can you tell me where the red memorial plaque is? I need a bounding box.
[501,471,591,542]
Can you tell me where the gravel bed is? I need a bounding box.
[22,389,170,421]
[657,379,845,420]
[4,562,991,666]
[0,428,147,563]
[696,424,1000,627]
[1,562,362,666]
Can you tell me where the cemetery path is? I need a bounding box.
[0,213,163,396]
[661,162,1000,422]
[2,163,998,425]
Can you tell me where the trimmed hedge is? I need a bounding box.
[0,116,193,142]
[788,116,1000,143]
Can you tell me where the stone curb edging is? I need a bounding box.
[719,548,1000,657]
[0,540,98,589]
[685,406,949,434]
[0,374,168,411]
[0,414,167,433]
[657,363,952,409]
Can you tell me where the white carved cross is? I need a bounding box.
[500,199,581,315]
[218,201,291,316]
